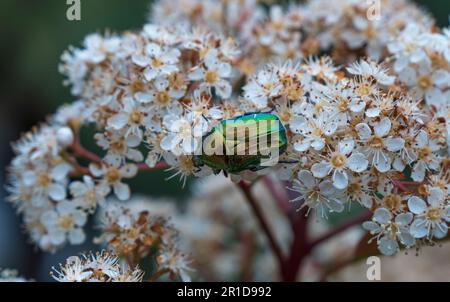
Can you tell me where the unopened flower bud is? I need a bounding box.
[56,127,74,147]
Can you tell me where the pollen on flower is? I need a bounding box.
[330,153,347,169]
[382,194,403,212]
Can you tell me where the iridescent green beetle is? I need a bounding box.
[193,113,288,175]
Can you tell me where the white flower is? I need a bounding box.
[94,131,144,164]
[41,201,87,246]
[160,112,209,155]
[346,60,395,86]
[303,56,337,81]
[408,188,450,239]
[141,76,186,111]
[51,256,92,282]
[132,43,180,81]
[89,161,138,201]
[112,265,145,282]
[107,97,153,147]
[52,251,142,282]
[291,170,345,217]
[343,173,373,208]
[69,176,108,213]
[84,251,121,280]
[325,82,367,124]
[22,162,72,206]
[356,117,404,172]
[243,66,282,109]
[290,112,338,152]
[410,130,442,182]
[188,49,232,99]
[157,245,194,282]
[311,139,368,189]
[80,34,121,64]
[398,61,448,106]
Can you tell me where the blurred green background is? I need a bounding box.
[0,0,448,281]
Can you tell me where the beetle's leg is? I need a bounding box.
[277,160,299,164]
[249,165,261,172]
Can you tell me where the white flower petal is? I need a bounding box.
[428,187,444,208]
[347,153,368,172]
[398,232,415,248]
[374,152,391,172]
[384,138,404,152]
[374,117,391,137]
[319,180,336,196]
[373,207,392,225]
[297,170,316,189]
[395,212,413,226]
[363,221,381,233]
[432,223,448,239]
[311,163,330,178]
[131,54,149,67]
[108,113,129,130]
[49,231,66,246]
[332,170,348,189]
[414,130,428,148]
[114,182,130,201]
[69,228,86,245]
[378,237,398,256]
[49,184,67,201]
[355,123,371,140]
[411,161,426,182]
[409,219,428,238]
[408,196,427,214]
[338,139,355,155]
[326,198,344,213]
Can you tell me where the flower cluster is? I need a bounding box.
[95,203,193,281]
[6,122,87,251]
[51,251,144,282]
[388,23,450,111]
[363,184,450,255]
[150,0,432,66]
[257,59,449,255]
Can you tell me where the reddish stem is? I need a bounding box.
[391,179,409,192]
[137,161,169,171]
[238,181,285,270]
[70,135,102,164]
[263,177,291,215]
[282,206,309,281]
[70,134,168,172]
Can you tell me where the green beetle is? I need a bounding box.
[193,112,288,175]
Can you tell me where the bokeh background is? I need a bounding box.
[0,0,448,281]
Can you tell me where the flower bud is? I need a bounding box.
[56,127,74,147]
